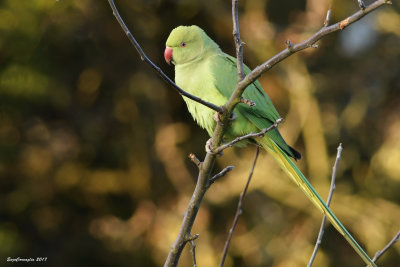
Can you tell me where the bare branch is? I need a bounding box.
[308,143,343,267]
[213,118,283,154]
[107,0,222,113]
[367,230,400,266]
[232,0,245,81]
[208,166,234,186]
[219,146,260,267]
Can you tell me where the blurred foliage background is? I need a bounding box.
[0,0,399,266]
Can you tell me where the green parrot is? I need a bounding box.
[164,25,376,267]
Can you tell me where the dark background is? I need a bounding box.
[0,0,399,266]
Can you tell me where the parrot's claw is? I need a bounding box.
[205,138,223,156]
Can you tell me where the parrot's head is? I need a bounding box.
[164,25,219,65]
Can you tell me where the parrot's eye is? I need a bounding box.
[179,42,187,48]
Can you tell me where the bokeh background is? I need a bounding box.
[1,0,399,266]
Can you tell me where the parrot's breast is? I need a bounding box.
[175,59,227,136]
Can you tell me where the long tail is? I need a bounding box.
[259,137,377,267]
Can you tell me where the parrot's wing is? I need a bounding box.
[210,53,299,159]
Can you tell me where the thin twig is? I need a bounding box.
[107,0,222,113]
[367,230,400,266]
[187,234,199,267]
[208,166,234,186]
[232,0,245,81]
[219,146,260,267]
[213,118,283,154]
[308,143,343,267]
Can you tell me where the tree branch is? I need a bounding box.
[232,0,245,81]
[107,0,223,113]
[219,146,260,267]
[308,143,343,267]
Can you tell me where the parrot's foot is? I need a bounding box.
[205,138,223,156]
[213,112,236,125]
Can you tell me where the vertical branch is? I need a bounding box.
[219,146,260,267]
[232,0,245,81]
[308,143,343,267]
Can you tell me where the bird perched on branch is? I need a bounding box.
[164,25,376,267]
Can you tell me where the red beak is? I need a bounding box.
[164,47,173,65]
